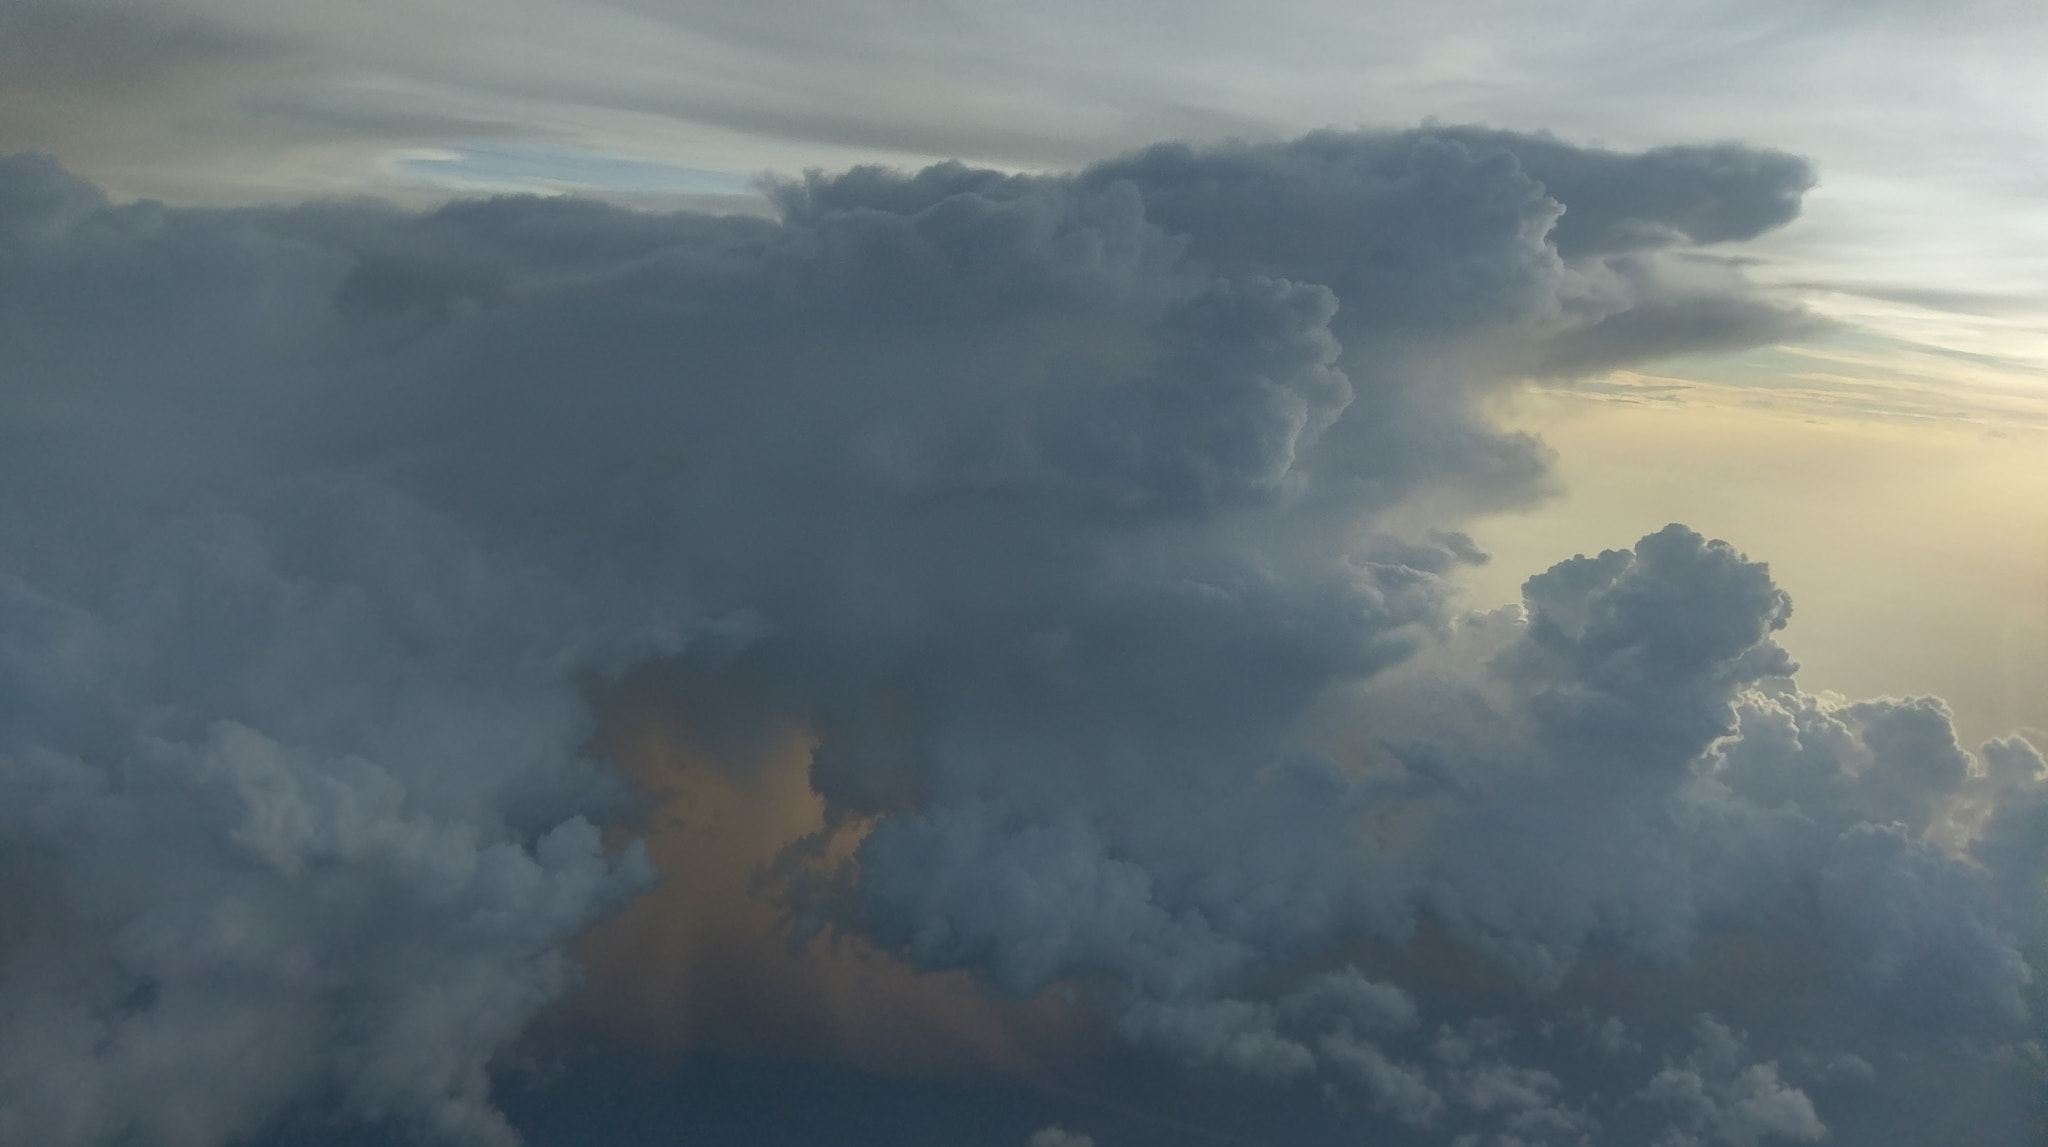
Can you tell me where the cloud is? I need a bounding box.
[1637,1018,1826,1147]
[0,0,284,120]
[792,524,2046,1143]
[0,127,2037,1145]
[0,511,656,1145]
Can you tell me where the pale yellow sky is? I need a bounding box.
[1463,375,2048,751]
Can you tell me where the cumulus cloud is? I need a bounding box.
[0,126,2036,1145]
[1638,1019,1826,1147]
[791,522,2046,1143]
[0,500,657,1144]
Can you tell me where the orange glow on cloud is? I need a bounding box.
[570,704,1081,1080]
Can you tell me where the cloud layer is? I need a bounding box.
[0,129,2038,1145]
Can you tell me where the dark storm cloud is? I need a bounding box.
[811,523,2045,1145]
[0,129,2037,1147]
[1072,131,1830,380]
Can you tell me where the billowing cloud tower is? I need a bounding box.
[0,129,2037,1146]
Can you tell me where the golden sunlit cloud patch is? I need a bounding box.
[571,700,1083,1080]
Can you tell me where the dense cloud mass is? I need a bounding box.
[0,128,2038,1146]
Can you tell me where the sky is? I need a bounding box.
[1,2,2045,1146]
